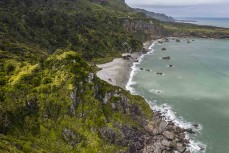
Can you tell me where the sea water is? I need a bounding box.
[177,18,229,29]
[126,38,229,153]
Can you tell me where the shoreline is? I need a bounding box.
[96,38,205,153]
[96,40,154,89]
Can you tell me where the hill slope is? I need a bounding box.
[133,8,175,22]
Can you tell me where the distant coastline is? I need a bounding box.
[175,17,229,28]
[176,19,197,23]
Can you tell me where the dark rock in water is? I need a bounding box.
[156,72,163,75]
[169,65,173,68]
[192,40,195,41]
[161,48,166,51]
[193,124,199,128]
[134,60,139,62]
[176,39,181,42]
[145,69,150,71]
[187,40,191,43]
[158,41,163,44]
[162,56,171,60]
[185,128,196,134]
[140,68,144,70]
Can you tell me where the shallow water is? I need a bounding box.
[127,38,229,153]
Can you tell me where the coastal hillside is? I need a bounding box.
[133,8,175,22]
[1,0,229,152]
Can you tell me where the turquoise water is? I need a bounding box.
[127,38,229,153]
[177,18,229,28]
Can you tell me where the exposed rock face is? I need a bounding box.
[163,131,175,140]
[123,20,165,39]
[62,129,82,146]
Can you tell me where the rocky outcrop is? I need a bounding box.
[62,129,82,146]
[162,56,171,60]
[123,20,165,39]
[96,90,192,153]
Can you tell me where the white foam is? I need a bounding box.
[149,89,164,95]
[126,40,160,94]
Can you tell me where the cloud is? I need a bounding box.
[125,0,229,17]
[126,0,229,7]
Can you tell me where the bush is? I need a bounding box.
[4,63,15,74]
[42,77,52,84]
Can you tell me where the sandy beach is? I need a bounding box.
[96,40,154,89]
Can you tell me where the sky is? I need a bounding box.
[125,0,229,18]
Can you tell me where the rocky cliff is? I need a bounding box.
[123,19,167,39]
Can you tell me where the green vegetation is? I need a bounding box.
[162,22,229,38]
[0,0,229,152]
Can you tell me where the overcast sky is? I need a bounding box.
[125,0,229,18]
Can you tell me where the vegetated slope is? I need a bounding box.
[0,0,155,152]
[0,42,152,152]
[0,0,153,61]
[163,22,229,38]
[133,8,175,22]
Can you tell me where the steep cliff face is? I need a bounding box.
[123,19,167,39]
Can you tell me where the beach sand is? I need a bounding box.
[96,40,154,89]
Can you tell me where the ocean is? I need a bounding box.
[176,18,229,29]
[126,38,229,153]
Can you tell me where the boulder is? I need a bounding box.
[158,120,168,133]
[192,124,199,128]
[176,39,181,42]
[162,56,171,60]
[162,139,171,147]
[177,146,186,153]
[158,41,163,44]
[163,131,175,140]
[161,48,166,51]
[185,128,196,134]
[62,129,81,146]
[99,127,117,144]
[156,72,163,75]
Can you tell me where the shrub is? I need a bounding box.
[4,63,15,74]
